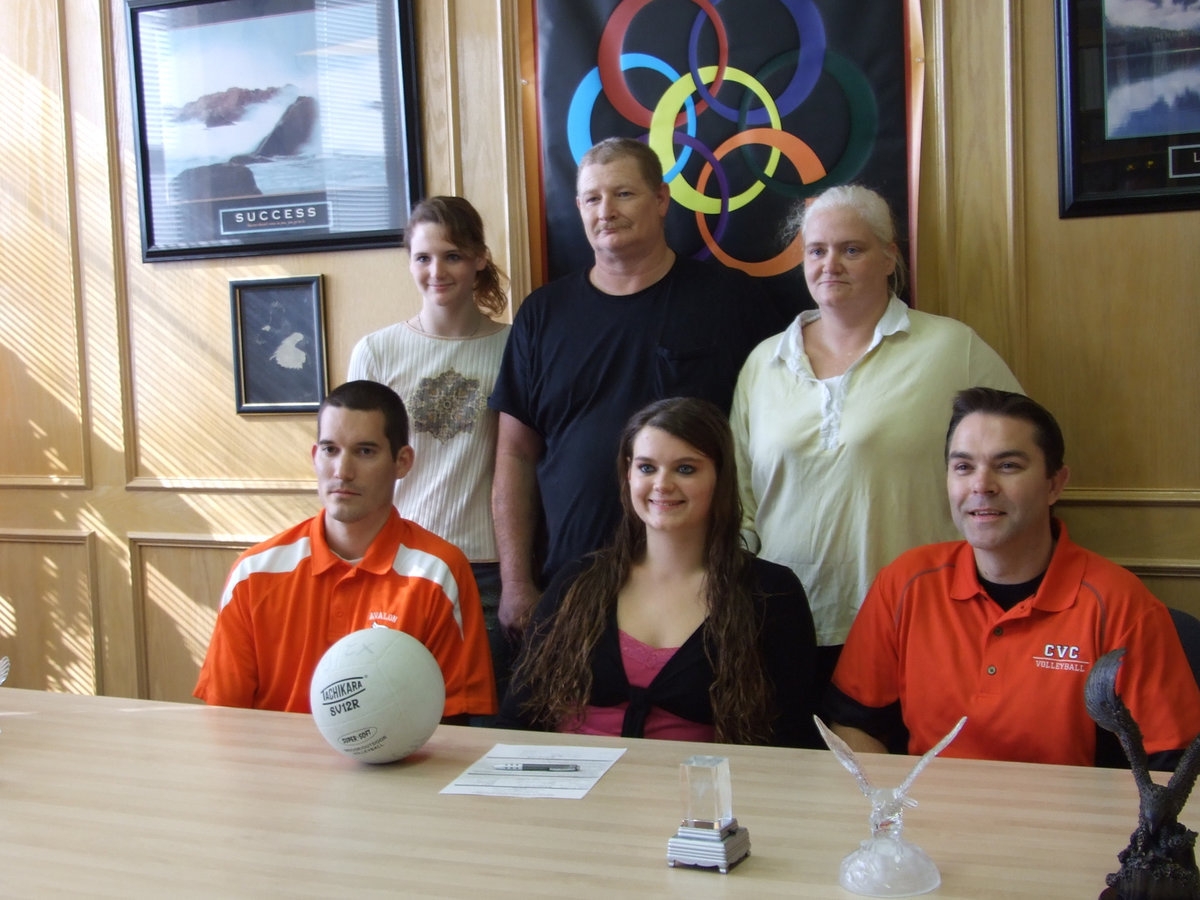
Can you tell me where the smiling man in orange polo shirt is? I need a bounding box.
[828,387,1200,767]
[195,380,495,720]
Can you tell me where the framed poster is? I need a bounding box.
[126,0,422,261]
[230,275,328,414]
[1056,0,1200,217]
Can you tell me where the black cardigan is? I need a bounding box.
[497,554,820,748]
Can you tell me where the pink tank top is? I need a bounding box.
[560,630,715,742]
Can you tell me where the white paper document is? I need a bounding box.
[441,742,626,799]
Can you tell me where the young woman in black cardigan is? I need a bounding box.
[498,397,819,747]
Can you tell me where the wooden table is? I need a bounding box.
[0,688,1182,898]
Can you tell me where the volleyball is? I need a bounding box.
[310,627,445,764]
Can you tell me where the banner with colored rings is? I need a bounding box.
[534,0,915,304]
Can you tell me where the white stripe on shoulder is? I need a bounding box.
[219,537,313,610]
[393,544,463,636]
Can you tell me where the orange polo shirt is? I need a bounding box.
[195,509,496,717]
[832,522,1200,766]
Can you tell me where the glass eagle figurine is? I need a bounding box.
[816,714,966,897]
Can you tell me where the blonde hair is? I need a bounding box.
[783,184,907,297]
[577,137,664,193]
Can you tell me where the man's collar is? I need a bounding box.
[309,508,401,575]
[950,519,1078,612]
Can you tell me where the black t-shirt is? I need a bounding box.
[978,573,1045,612]
[489,257,794,584]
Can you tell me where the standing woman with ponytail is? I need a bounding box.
[498,397,819,747]
[349,196,511,707]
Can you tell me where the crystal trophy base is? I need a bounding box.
[666,819,751,874]
[838,834,941,898]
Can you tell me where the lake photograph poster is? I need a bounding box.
[1103,0,1200,140]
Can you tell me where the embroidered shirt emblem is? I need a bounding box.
[1033,643,1090,672]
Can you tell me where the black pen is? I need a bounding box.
[493,762,580,772]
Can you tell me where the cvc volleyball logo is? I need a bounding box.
[1033,644,1089,673]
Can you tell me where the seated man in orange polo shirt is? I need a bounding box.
[828,387,1200,767]
[195,380,496,721]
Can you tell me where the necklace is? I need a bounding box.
[415,310,483,338]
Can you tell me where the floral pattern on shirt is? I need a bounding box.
[410,368,484,441]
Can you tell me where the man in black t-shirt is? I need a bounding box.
[489,137,791,633]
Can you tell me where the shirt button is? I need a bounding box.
[993,626,1003,637]
[987,665,997,675]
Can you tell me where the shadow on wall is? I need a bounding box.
[0,342,221,698]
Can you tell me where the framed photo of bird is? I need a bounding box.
[229,275,328,414]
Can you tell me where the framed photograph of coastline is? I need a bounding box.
[125,0,422,261]
[1056,0,1200,217]
[230,275,328,414]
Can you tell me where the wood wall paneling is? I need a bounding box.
[455,1,511,306]
[0,532,98,692]
[1017,1,1200,493]
[934,0,1023,361]
[496,0,533,306]
[1,0,88,488]
[131,537,246,703]
[1057,495,1200,620]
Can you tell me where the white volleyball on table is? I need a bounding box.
[310,627,445,764]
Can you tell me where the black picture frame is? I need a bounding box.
[230,275,328,414]
[126,0,422,261]
[1055,0,1200,218]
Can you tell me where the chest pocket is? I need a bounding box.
[655,343,728,408]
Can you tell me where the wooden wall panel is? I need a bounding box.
[937,0,1024,363]
[0,533,97,693]
[0,1,88,487]
[132,538,246,703]
[1057,499,1200,618]
[1017,1,1200,494]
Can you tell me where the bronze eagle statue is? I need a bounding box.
[1085,647,1200,899]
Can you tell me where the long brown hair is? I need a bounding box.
[513,397,774,744]
[406,196,509,316]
